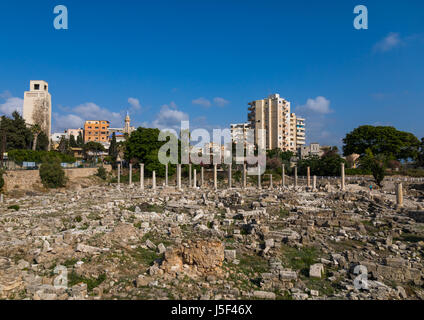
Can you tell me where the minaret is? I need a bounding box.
[124,112,131,134]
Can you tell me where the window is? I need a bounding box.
[34,84,40,90]
[44,85,47,91]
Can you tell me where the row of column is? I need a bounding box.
[116,163,347,191]
[116,162,404,208]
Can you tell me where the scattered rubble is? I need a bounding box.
[0,177,424,300]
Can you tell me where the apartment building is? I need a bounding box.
[296,117,306,147]
[65,128,84,139]
[84,120,110,143]
[230,123,252,144]
[248,94,306,152]
[299,143,327,159]
[289,113,306,150]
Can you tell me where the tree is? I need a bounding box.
[360,149,386,187]
[266,149,294,162]
[36,132,49,151]
[267,148,282,159]
[108,132,118,168]
[58,136,73,156]
[124,127,177,177]
[298,147,346,176]
[32,99,49,137]
[0,112,32,151]
[266,157,282,171]
[322,146,339,158]
[418,138,424,168]
[76,132,84,147]
[83,142,105,161]
[30,124,42,151]
[281,151,294,162]
[343,125,420,161]
[69,134,77,148]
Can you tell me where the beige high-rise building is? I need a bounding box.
[23,80,52,139]
[289,113,306,150]
[248,94,305,152]
[295,117,306,147]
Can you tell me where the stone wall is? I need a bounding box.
[3,166,111,192]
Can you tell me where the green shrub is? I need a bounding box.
[39,161,67,188]
[8,150,76,164]
[371,161,386,187]
[8,205,20,211]
[96,166,107,180]
[345,168,372,175]
[68,271,106,292]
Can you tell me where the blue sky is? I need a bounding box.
[0,0,423,147]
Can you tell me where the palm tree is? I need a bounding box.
[31,124,42,151]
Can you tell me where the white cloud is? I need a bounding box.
[72,102,122,127]
[151,102,189,131]
[192,97,211,108]
[52,102,124,132]
[213,97,229,107]
[0,91,12,99]
[373,32,402,52]
[128,97,141,110]
[0,95,24,116]
[296,96,332,115]
[52,113,84,132]
[294,96,340,146]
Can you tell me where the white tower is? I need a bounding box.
[23,80,52,139]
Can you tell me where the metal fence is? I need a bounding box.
[1,160,99,171]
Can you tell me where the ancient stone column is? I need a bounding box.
[201,167,204,188]
[258,165,262,189]
[193,169,197,188]
[165,164,168,187]
[307,167,311,189]
[269,174,273,189]
[214,164,218,190]
[189,164,192,188]
[341,163,346,191]
[294,166,298,188]
[140,164,144,190]
[396,183,403,208]
[313,175,317,190]
[152,171,156,190]
[243,163,247,189]
[177,164,182,189]
[282,164,285,187]
[117,164,121,186]
[228,164,232,189]
[129,163,133,185]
